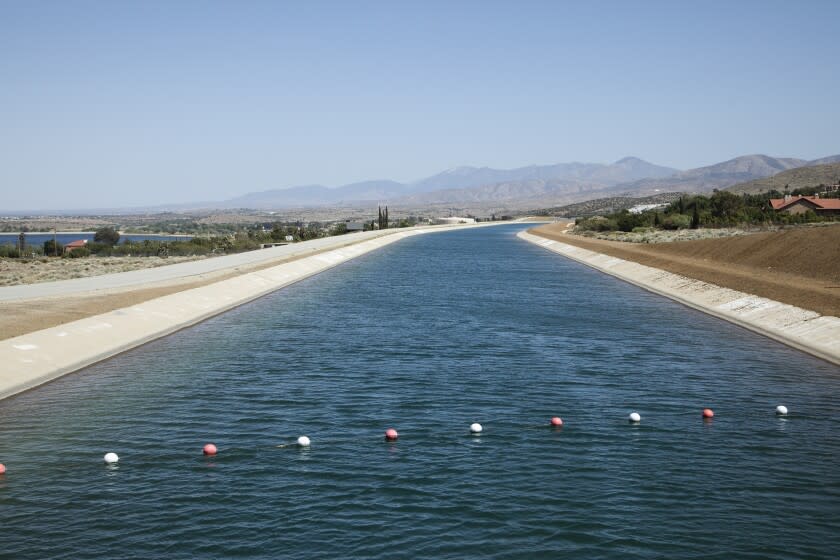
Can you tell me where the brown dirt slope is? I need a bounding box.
[530,223,840,317]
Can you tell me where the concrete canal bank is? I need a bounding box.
[0,224,499,400]
[518,230,840,366]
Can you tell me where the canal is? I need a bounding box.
[1,224,838,559]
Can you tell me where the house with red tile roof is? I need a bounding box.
[769,195,840,217]
[64,239,89,253]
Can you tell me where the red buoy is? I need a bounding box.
[203,443,218,455]
[0,463,6,475]
[384,428,399,441]
[550,417,563,427]
[703,408,714,419]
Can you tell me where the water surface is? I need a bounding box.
[1,225,838,559]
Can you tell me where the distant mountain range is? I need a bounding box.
[223,156,679,209]
[220,153,839,211]
[7,153,838,216]
[726,162,840,195]
[607,154,810,197]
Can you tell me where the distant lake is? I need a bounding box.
[0,232,192,247]
[1,224,838,558]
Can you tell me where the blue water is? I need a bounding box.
[0,233,191,247]
[1,224,838,559]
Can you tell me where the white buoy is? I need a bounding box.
[103,452,119,464]
[628,412,641,423]
[297,436,311,447]
[470,423,483,434]
[775,405,788,416]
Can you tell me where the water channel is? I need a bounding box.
[1,224,838,559]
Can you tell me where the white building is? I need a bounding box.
[431,216,476,225]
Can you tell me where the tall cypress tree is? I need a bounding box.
[691,204,700,229]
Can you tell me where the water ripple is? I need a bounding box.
[1,225,839,559]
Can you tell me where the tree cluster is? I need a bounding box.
[575,189,835,233]
[378,206,389,229]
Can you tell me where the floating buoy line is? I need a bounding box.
[0,407,792,473]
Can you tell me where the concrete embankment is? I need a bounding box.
[518,230,840,366]
[0,224,494,400]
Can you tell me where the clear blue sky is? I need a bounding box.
[1,0,838,210]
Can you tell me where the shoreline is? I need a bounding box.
[518,229,840,366]
[0,223,507,401]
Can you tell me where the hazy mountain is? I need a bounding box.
[225,180,406,208]
[605,154,810,196]
[221,157,678,209]
[331,180,406,201]
[725,162,840,195]
[807,154,840,166]
[408,157,677,193]
[202,153,839,211]
[225,184,333,208]
[391,154,839,208]
[592,156,680,183]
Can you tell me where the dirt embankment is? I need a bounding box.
[530,223,840,317]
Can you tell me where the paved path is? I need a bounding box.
[0,228,402,301]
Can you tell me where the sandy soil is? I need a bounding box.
[531,223,840,317]
[0,255,209,286]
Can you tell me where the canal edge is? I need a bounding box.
[0,223,502,401]
[517,229,840,367]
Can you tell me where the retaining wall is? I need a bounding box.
[518,230,840,366]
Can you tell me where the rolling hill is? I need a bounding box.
[725,163,840,195]
[606,154,808,196]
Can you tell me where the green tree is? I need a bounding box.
[43,239,64,256]
[691,205,700,229]
[709,191,744,222]
[93,226,121,246]
[616,210,645,232]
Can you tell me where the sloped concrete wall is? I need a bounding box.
[518,230,840,366]
[0,225,488,400]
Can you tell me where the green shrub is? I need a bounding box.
[93,226,120,245]
[0,245,20,258]
[661,214,692,230]
[576,216,619,232]
[67,247,90,258]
